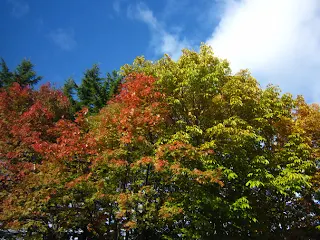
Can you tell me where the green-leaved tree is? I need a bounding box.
[63,64,122,114]
[0,58,42,88]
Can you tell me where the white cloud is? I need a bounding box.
[7,0,29,18]
[207,0,320,102]
[49,28,77,51]
[128,3,192,60]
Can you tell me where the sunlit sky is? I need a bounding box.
[1,0,320,102]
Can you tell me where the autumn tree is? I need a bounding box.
[0,83,72,237]
[0,83,70,179]
[1,44,319,239]
[120,44,319,238]
[87,73,222,239]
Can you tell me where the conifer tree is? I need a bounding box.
[13,59,42,87]
[77,64,105,113]
[63,65,122,114]
[0,58,13,88]
[62,77,80,114]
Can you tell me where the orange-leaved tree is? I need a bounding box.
[87,73,222,239]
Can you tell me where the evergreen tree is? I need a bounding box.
[0,58,13,88]
[105,70,122,100]
[64,65,122,114]
[77,64,105,113]
[62,77,80,114]
[13,59,42,87]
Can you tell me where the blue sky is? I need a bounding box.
[1,0,320,102]
[0,0,217,88]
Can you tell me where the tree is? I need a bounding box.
[105,70,122,100]
[0,83,70,164]
[0,105,99,239]
[120,44,319,238]
[88,73,222,239]
[0,83,71,237]
[77,64,105,113]
[1,44,319,239]
[63,65,122,114]
[62,77,80,115]
[0,58,42,88]
[13,59,42,87]
[0,58,13,88]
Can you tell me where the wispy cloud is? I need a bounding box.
[49,28,77,51]
[207,0,320,102]
[113,0,129,14]
[113,0,121,14]
[7,0,29,18]
[128,2,192,60]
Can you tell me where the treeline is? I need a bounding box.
[0,45,320,239]
[0,58,122,115]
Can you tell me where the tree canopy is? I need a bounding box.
[0,58,42,88]
[63,65,122,114]
[0,44,319,239]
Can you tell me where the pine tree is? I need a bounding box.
[105,70,122,100]
[62,77,80,114]
[13,59,42,87]
[77,64,105,113]
[70,65,122,114]
[0,58,13,88]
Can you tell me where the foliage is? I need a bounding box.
[88,73,222,239]
[1,45,320,239]
[0,83,72,238]
[0,58,42,88]
[120,44,319,238]
[0,58,13,88]
[14,59,43,87]
[63,65,122,114]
